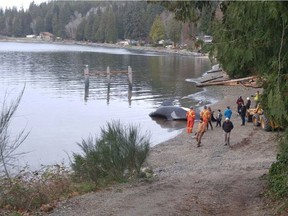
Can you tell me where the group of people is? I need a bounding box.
[236,96,250,126]
[186,105,234,147]
[186,91,261,148]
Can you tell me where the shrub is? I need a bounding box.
[0,87,30,180]
[268,129,288,199]
[0,164,73,212]
[71,120,151,184]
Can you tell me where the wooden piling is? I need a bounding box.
[107,66,110,84]
[128,66,132,90]
[84,65,89,101]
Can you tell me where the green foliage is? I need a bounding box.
[149,16,165,44]
[156,1,210,23]
[264,87,288,127]
[212,2,288,129]
[268,129,288,199]
[105,7,117,43]
[197,2,218,35]
[123,2,148,40]
[210,4,288,205]
[73,181,97,194]
[166,17,182,46]
[71,120,150,184]
[0,1,163,42]
[201,43,213,55]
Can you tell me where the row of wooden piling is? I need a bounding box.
[84,65,133,90]
[84,65,133,104]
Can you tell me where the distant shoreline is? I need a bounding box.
[0,36,209,57]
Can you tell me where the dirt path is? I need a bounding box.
[47,86,279,216]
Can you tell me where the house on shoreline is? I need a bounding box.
[39,32,55,41]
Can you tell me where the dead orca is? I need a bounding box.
[149,106,189,120]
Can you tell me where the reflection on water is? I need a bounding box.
[0,42,212,168]
[150,117,186,131]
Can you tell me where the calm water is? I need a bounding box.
[0,41,215,168]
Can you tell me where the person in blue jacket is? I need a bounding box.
[224,106,232,119]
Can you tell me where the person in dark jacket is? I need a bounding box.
[240,103,247,126]
[236,96,244,115]
[206,106,213,130]
[222,118,234,147]
[246,97,251,110]
[215,109,223,127]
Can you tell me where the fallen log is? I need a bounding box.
[196,76,258,87]
[200,75,224,83]
[206,69,222,74]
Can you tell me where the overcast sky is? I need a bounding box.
[0,0,47,11]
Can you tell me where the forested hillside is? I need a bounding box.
[0,1,215,46]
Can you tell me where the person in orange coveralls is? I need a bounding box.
[200,105,210,128]
[195,118,206,147]
[186,106,195,133]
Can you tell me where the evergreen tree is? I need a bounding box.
[76,19,86,41]
[0,9,5,35]
[95,10,106,43]
[114,4,125,40]
[198,2,217,35]
[105,7,117,43]
[91,9,102,42]
[212,1,288,127]
[84,13,95,41]
[149,16,165,44]
[146,3,164,37]
[123,2,147,40]
[57,3,73,38]
[166,16,182,47]
[33,16,45,35]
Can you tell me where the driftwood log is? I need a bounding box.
[200,75,224,83]
[196,76,259,88]
[206,69,223,74]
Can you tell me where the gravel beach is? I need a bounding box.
[47,82,279,216]
[1,39,278,215]
[0,38,279,215]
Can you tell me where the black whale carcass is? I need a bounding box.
[149,106,189,121]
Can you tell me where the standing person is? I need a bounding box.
[186,106,195,133]
[236,96,244,115]
[200,105,209,128]
[215,109,223,127]
[195,118,206,147]
[207,106,213,130]
[224,106,232,119]
[240,103,247,126]
[222,118,234,147]
[252,90,261,108]
[246,97,251,109]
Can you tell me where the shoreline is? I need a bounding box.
[155,83,262,149]
[49,82,278,215]
[32,38,278,215]
[1,37,263,150]
[0,37,208,57]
